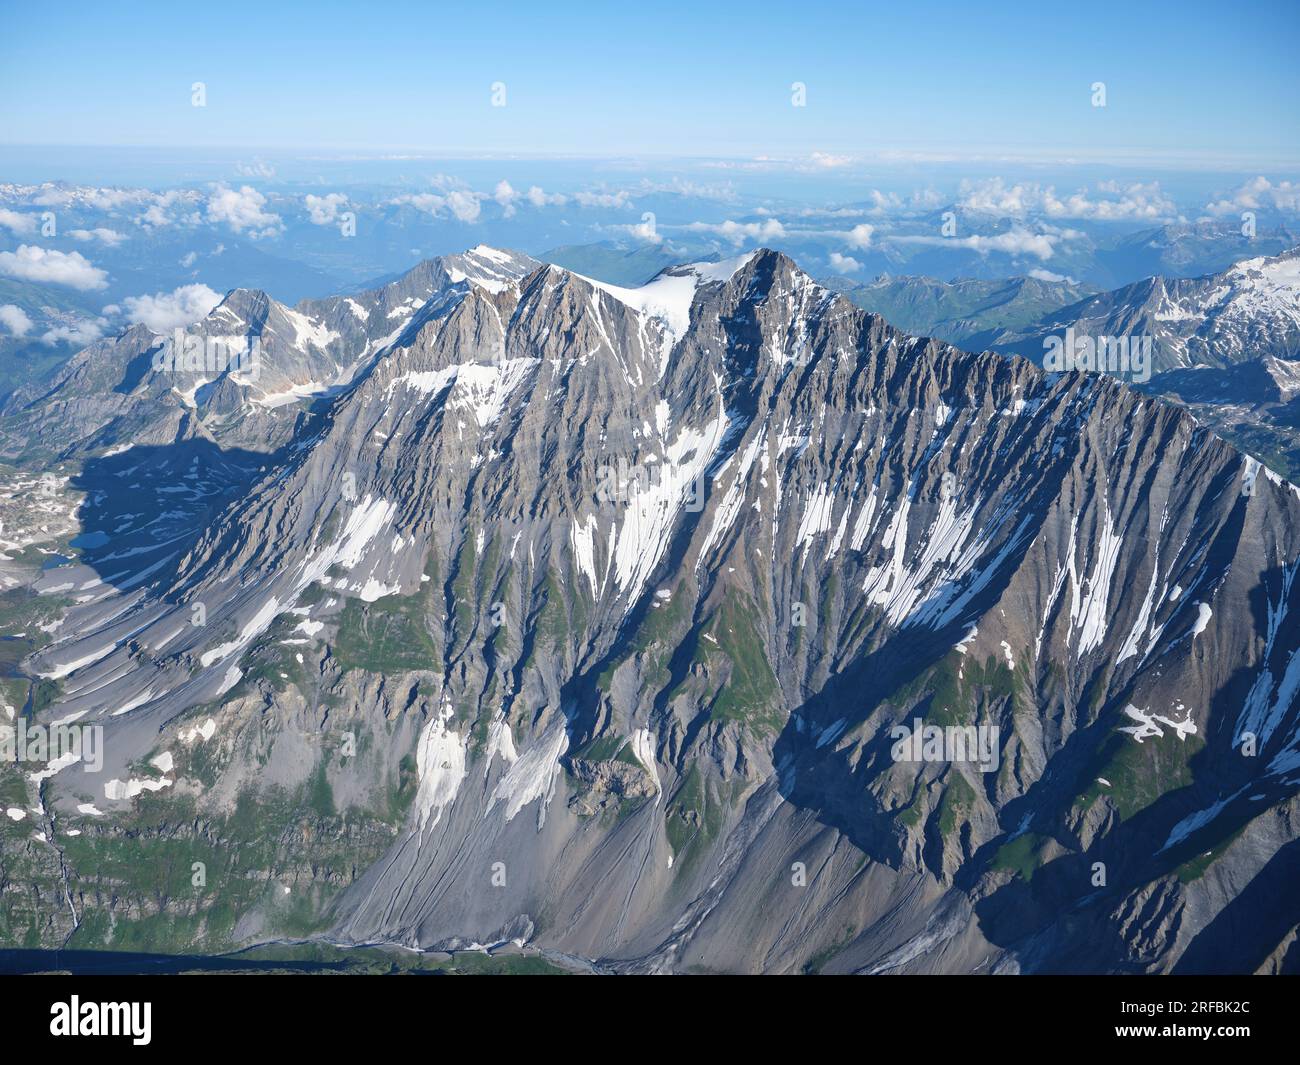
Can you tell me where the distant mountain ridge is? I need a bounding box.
[825,272,1097,350]
[836,249,1300,480]
[0,245,541,462]
[987,248,1300,373]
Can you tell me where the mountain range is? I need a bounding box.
[837,248,1300,479]
[2,245,1299,973]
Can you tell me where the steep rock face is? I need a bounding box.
[8,247,1300,973]
[0,324,209,462]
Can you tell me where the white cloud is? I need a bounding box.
[135,188,202,230]
[1204,175,1300,215]
[958,178,1040,215]
[844,223,874,250]
[179,251,198,268]
[632,176,738,203]
[69,227,126,246]
[0,245,109,290]
[628,216,663,244]
[235,159,276,179]
[82,188,153,211]
[573,189,631,208]
[1028,268,1074,283]
[494,180,518,217]
[811,188,941,218]
[685,218,787,245]
[966,230,1058,259]
[0,209,38,236]
[2,184,206,232]
[909,187,944,211]
[829,252,862,273]
[809,151,854,169]
[0,304,33,337]
[889,228,1060,260]
[122,284,222,332]
[41,319,105,347]
[391,193,443,214]
[958,177,1175,221]
[140,204,171,228]
[305,192,348,225]
[1079,181,1175,220]
[525,185,568,208]
[30,188,70,207]
[702,153,860,174]
[207,184,283,238]
[857,190,906,215]
[390,189,482,222]
[445,189,481,223]
[491,182,625,211]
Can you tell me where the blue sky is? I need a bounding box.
[1,0,1297,166]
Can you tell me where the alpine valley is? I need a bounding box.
[3,243,1300,975]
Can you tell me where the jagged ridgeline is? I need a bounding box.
[2,245,1299,974]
